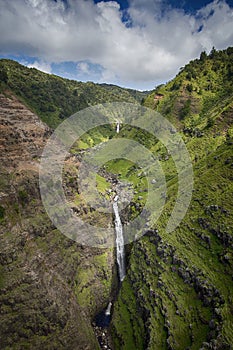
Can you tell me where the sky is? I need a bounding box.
[0,0,233,90]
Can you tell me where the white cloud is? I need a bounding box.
[27,60,52,74]
[0,0,232,88]
[77,62,90,75]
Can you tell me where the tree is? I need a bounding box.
[180,99,191,119]
[186,84,193,93]
[200,51,207,62]
[207,117,214,128]
[0,67,8,83]
[209,46,217,59]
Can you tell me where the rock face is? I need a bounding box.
[0,92,114,349]
[0,92,51,169]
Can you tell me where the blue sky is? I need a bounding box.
[0,0,233,90]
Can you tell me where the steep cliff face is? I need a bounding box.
[0,92,51,167]
[111,49,233,349]
[0,92,114,349]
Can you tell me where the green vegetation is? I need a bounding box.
[74,251,113,311]
[0,205,5,221]
[0,47,232,349]
[144,47,233,128]
[0,59,147,128]
[111,48,233,349]
[96,174,111,195]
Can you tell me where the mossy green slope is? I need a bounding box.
[111,48,233,349]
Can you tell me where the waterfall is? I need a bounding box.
[105,302,112,316]
[116,120,120,133]
[95,302,112,328]
[113,196,126,282]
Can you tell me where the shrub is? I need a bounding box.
[0,67,8,83]
[186,84,193,93]
[180,99,191,119]
[0,206,5,220]
[18,189,28,204]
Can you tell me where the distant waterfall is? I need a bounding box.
[113,196,126,282]
[116,120,120,133]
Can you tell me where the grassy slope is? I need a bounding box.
[111,48,233,349]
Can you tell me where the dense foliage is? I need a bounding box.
[111,48,233,350]
[0,59,147,128]
[144,47,233,127]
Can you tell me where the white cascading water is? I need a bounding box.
[116,120,120,133]
[113,196,126,282]
[105,302,112,316]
